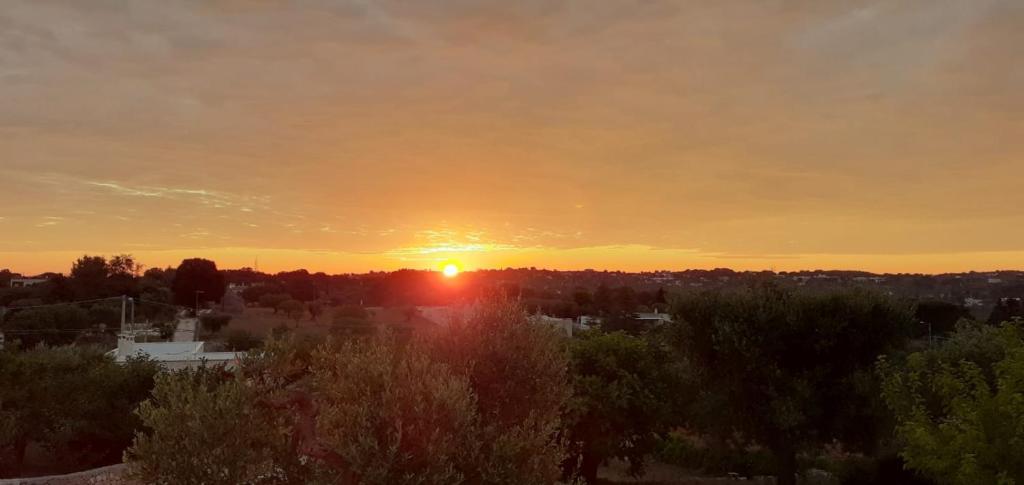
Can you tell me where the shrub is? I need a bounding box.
[224,329,261,351]
[198,312,231,333]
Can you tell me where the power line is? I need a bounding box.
[135,298,189,310]
[1,296,124,311]
[1,328,120,334]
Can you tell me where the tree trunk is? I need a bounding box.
[775,445,797,485]
[580,450,600,484]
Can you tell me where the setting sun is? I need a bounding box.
[442,263,460,278]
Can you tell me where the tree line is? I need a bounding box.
[3,258,1024,483]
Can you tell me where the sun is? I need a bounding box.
[442,263,460,278]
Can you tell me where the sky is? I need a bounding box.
[1,0,1022,275]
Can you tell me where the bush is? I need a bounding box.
[198,313,231,334]
[656,433,775,478]
[224,329,261,351]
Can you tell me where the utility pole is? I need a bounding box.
[195,290,204,316]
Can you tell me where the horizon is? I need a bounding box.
[5,252,1023,278]
[3,1,1023,276]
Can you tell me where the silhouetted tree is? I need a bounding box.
[914,300,972,338]
[988,297,1024,325]
[70,255,109,299]
[171,259,225,308]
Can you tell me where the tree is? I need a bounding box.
[563,331,674,483]
[2,305,91,348]
[988,298,1024,326]
[423,298,571,483]
[279,299,305,321]
[70,255,109,299]
[880,321,1024,483]
[308,301,324,321]
[107,254,140,277]
[331,305,374,336]
[199,313,232,334]
[241,284,281,306]
[259,292,291,314]
[0,346,159,477]
[171,259,225,308]
[127,300,571,484]
[915,300,972,339]
[668,285,914,485]
[126,365,300,485]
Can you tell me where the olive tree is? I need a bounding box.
[563,331,674,483]
[668,285,913,485]
[127,299,572,485]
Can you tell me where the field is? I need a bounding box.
[210,306,332,340]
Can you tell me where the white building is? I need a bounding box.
[109,334,244,370]
[10,278,46,288]
[634,309,673,325]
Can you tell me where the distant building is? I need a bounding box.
[533,315,574,337]
[964,297,985,308]
[633,309,673,325]
[109,335,244,370]
[10,278,46,288]
[577,315,601,331]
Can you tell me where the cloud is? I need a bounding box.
[0,0,1022,271]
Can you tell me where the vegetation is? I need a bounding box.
[171,258,226,308]
[0,346,160,477]
[667,285,914,485]
[563,331,674,483]
[126,300,571,484]
[5,254,1024,483]
[880,320,1024,484]
[198,312,232,333]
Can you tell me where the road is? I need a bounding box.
[172,312,197,342]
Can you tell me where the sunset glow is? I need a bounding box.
[0,2,1022,275]
[442,263,460,278]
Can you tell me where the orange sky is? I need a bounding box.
[1,1,1022,275]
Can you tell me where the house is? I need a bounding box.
[10,278,46,288]
[109,334,244,370]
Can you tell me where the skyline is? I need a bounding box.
[2,1,1023,275]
